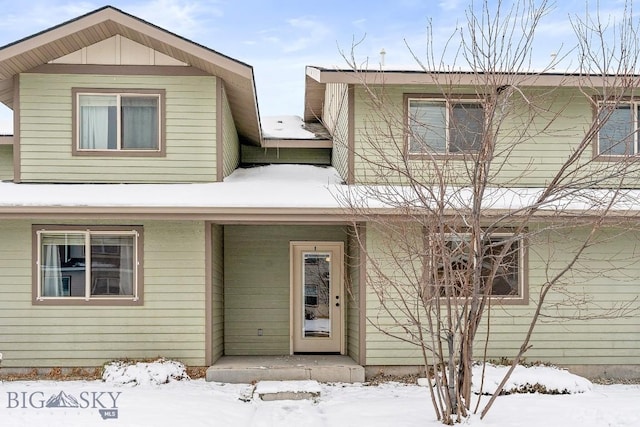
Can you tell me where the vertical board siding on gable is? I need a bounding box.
[18,73,217,183]
[0,145,13,180]
[221,85,240,178]
[351,86,638,187]
[210,224,224,362]
[0,220,206,367]
[364,224,640,366]
[223,225,349,356]
[324,83,349,182]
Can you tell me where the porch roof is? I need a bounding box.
[0,165,639,220]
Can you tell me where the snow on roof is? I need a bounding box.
[261,115,317,139]
[0,165,343,208]
[0,164,639,214]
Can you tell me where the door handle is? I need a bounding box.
[336,302,340,307]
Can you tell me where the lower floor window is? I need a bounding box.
[437,234,523,299]
[35,227,141,303]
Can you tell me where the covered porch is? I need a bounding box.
[206,223,366,383]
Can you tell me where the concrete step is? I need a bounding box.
[254,380,322,401]
[206,355,365,384]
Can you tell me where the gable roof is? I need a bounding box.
[0,5,262,145]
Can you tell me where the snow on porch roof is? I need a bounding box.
[0,165,639,219]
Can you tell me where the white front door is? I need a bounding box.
[291,242,344,353]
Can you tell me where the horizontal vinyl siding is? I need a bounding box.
[240,145,331,165]
[325,83,349,181]
[352,85,640,187]
[0,145,12,180]
[221,85,239,178]
[364,224,640,366]
[224,225,348,355]
[210,224,224,362]
[18,73,217,183]
[347,231,361,363]
[0,220,206,367]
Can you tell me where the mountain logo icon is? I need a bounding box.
[45,391,80,408]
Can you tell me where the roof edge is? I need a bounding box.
[305,65,639,87]
[0,6,253,73]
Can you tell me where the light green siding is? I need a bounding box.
[224,225,349,355]
[347,227,362,363]
[364,224,640,366]
[0,220,206,367]
[221,84,239,178]
[18,73,218,183]
[240,145,331,165]
[210,224,224,362]
[351,85,640,187]
[0,145,12,180]
[325,83,350,181]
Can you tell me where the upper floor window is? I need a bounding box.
[73,89,165,155]
[597,101,640,156]
[34,226,143,306]
[407,97,484,155]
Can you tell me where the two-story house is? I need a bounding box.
[0,6,638,381]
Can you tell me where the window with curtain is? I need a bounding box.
[408,98,484,154]
[36,227,141,303]
[76,91,161,152]
[597,102,638,156]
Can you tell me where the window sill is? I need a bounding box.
[407,152,482,160]
[33,297,143,307]
[593,153,640,162]
[73,149,166,158]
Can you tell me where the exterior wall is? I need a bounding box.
[221,84,240,178]
[347,227,361,363]
[364,223,640,367]
[223,225,349,355]
[210,224,224,362]
[324,83,350,182]
[240,145,331,165]
[0,219,206,367]
[351,85,637,187]
[18,73,218,183]
[0,145,12,180]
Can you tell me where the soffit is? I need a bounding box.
[0,6,262,145]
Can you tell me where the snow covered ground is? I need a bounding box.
[0,361,638,426]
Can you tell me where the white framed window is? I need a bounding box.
[73,89,164,154]
[597,101,640,156]
[408,97,484,155]
[435,233,524,300]
[34,226,142,305]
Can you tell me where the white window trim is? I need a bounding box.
[75,91,162,152]
[36,228,140,302]
[408,97,484,155]
[597,100,639,156]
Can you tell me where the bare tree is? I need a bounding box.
[333,0,640,424]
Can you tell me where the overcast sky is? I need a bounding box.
[0,0,630,133]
